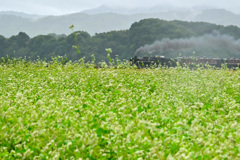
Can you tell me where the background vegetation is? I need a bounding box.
[1,19,240,63]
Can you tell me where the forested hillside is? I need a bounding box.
[1,18,240,63]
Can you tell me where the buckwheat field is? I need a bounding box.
[1,61,240,159]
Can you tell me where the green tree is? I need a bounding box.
[0,35,6,57]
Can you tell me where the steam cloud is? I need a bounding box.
[135,31,240,56]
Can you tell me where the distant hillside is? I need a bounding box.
[194,9,240,26]
[0,11,44,19]
[1,18,240,63]
[81,4,183,14]
[1,9,240,37]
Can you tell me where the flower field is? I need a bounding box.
[0,62,240,159]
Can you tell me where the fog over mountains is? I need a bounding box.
[1,6,240,37]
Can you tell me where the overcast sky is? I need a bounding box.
[1,0,240,15]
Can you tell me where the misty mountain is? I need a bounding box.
[81,4,185,14]
[0,11,44,19]
[0,12,140,37]
[1,8,240,37]
[194,9,240,26]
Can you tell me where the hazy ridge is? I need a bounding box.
[1,7,240,37]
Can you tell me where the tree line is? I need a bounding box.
[1,18,240,63]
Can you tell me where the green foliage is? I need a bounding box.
[0,61,240,159]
